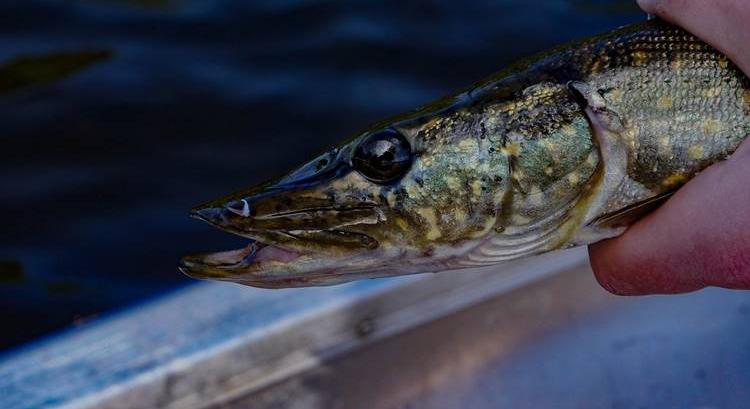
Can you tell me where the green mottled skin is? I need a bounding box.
[182,20,750,288]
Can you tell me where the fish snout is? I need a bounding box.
[190,205,224,224]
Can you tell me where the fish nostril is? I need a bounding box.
[225,199,252,217]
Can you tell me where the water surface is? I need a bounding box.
[0,0,642,351]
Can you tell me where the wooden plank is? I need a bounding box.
[0,249,588,409]
[222,266,750,409]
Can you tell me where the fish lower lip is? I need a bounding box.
[179,238,314,278]
[179,225,379,283]
[179,242,260,271]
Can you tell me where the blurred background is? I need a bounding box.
[0,0,642,352]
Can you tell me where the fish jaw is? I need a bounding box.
[178,187,394,287]
[178,242,457,288]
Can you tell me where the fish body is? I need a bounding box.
[180,20,750,288]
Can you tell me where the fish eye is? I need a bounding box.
[352,128,412,184]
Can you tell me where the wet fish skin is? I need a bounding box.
[181,19,750,288]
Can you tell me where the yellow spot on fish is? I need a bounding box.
[471,180,482,197]
[405,183,420,199]
[620,126,638,152]
[417,207,442,240]
[421,116,442,134]
[702,119,721,134]
[662,173,686,187]
[671,59,683,70]
[632,50,648,65]
[560,125,576,137]
[657,95,673,109]
[502,142,521,156]
[541,139,560,159]
[445,176,461,191]
[396,217,409,231]
[718,58,729,69]
[544,166,554,176]
[688,145,705,160]
[607,88,623,104]
[703,87,721,98]
[567,172,580,185]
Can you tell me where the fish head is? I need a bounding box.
[180,110,513,288]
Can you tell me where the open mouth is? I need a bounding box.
[179,204,382,287]
[179,241,303,278]
[178,236,376,288]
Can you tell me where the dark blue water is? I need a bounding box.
[0,0,642,352]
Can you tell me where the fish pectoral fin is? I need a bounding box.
[566,81,630,225]
[567,81,626,133]
[591,190,675,229]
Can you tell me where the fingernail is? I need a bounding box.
[636,0,660,13]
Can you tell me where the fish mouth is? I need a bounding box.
[178,204,385,288]
[179,242,303,284]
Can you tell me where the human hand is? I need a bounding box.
[588,0,750,295]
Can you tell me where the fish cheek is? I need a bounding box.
[389,157,503,245]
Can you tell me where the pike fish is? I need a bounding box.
[180,20,750,288]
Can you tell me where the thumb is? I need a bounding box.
[636,0,750,75]
[589,138,750,295]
